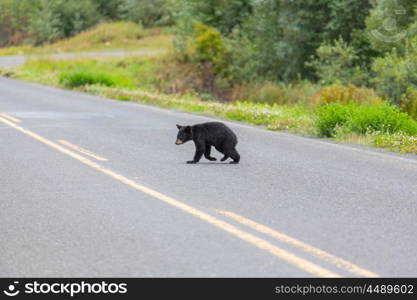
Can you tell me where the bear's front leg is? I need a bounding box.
[204,145,217,161]
[187,140,205,164]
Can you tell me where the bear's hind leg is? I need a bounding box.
[220,155,229,162]
[228,149,240,164]
[215,146,227,161]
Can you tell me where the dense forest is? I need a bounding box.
[1,0,417,118]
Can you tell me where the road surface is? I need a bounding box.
[0,76,416,277]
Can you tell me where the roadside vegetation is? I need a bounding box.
[1,0,417,155]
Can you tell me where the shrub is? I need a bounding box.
[400,88,417,119]
[316,103,417,137]
[312,84,383,107]
[349,104,417,135]
[185,24,227,67]
[316,104,351,137]
[59,71,115,88]
[170,24,229,95]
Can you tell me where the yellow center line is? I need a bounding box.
[0,113,21,123]
[215,209,379,278]
[0,115,341,277]
[58,139,108,161]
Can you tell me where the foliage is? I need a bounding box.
[174,0,374,83]
[316,103,417,137]
[312,84,383,107]
[59,71,115,88]
[324,1,373,42]
[371,37,417,105]
[185,24,227,66]
[172,24,229,95]
[0,0,172,46]
[236,0,373,82]
[120,0,173,27]
[29,0,101,44]
[171,0,252,35]
[94,0,125,21]
[307,38,362,85]
[400,88,417,119]
[349,29,381,70]
[365,0,417,54]
[0,0,33,46]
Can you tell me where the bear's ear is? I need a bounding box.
[184,126,192,134]
[176,124,183,130]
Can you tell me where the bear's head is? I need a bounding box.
[175,124,193,145]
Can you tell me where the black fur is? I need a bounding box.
[175,122,240,164]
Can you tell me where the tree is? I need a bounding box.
[366,0,417,53]
[325,0,373,42]
[172,0,252,35]
[94,0,125,21]
[0,0,34,46]
[307,38,360,85]
[232,0,373,81]
[30,0,101,44]
[120,0,173,27]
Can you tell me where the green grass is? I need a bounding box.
[8,55,161,90]
[0,22,172,56]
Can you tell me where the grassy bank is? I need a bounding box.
[0,22,171,56]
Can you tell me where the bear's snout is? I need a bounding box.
[175,139,184,145]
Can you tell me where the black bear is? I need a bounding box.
[175,122,240,164]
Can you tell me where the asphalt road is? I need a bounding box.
[1,76,417,277]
